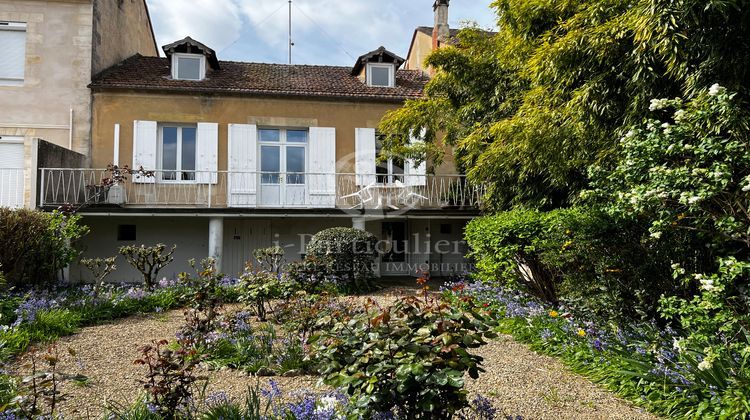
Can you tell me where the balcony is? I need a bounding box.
[39,168,485,212]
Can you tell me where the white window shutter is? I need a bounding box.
[405,132,427,186]
[309,127,336,208]
[0,29,25,81]
[196,122,218,184]
[355,128,376,186]
[228,124,257,207]
[0,141,25,208]
[132,120,157,184]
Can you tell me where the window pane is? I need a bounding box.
[286,146,305,184]
[177,56,202,80]
[370,66,391,87]
[261,145,280,184]
[0,29,26,81]
[181,127,196,181]
[287,130,308,143]
[162,127,178,180]
[259,129,280,142]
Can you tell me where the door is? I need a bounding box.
[223,219,272,277]
[380,221,409,275]
[0,136,24,208]
[258,128,308,207]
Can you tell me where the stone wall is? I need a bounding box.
[91,0,158,75]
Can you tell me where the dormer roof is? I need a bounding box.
[162,36,220,70]
[351,46,405,76]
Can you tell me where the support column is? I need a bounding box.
[352,217,366,231]
[208,217,224,273]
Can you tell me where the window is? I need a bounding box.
[172,53,205,80]
[159,124,197,181]
[367,63,394,87]
[375,134,403,184]
[259,128,308,184]
[117,224,137,241]
[0,22,26,86]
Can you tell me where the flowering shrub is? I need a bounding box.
[312,290,497,418]
[660,257,750,366]
[589,85,750,254]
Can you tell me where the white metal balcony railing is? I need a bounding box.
[39,169,485,211]
[0,168,24,209]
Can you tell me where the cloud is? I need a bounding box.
[148,0,244,53]
[146,0,498,65]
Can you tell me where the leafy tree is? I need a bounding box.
[379,0,750,210]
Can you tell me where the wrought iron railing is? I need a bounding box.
[39,169,485,210]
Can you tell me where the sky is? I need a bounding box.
[146,0,498,66]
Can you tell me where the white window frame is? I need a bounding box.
[157,123,198,183]
[171,53,206,81]
[375,135,404,184]
[366,63,395,88]
[0,21,27,86]
[257,127,309,184]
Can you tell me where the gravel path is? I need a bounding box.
[11,286,657,419]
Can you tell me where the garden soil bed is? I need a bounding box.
[12,285,658,419]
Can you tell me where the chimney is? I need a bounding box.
[432,0,450,50]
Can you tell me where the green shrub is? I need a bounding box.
[0,209,87,287]
[466,207,698,319]
[312,291,496,418]
[306,227,377,291]
[283,255,337,293]
[238,266,283,322]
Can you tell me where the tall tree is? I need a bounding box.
[379,0,750,211]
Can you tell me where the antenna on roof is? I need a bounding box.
[288,0,294,64]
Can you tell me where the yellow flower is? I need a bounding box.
[549,310,559,318]
[577,329,586,337]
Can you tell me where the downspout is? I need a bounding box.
[69,108,74,150]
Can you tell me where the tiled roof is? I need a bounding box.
[90,55,428,102]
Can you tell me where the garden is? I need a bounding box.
[3,0,750,418]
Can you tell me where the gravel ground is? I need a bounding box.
[11,285,657,419]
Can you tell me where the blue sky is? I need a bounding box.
[147,0,498,66]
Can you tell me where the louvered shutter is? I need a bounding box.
[132,120,157,184]
[196,122,218,184]
[0,140,25,208]
[228,124,257,207]
[355,128,376,186]
[309,127,336,208]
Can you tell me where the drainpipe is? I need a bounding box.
[68,108,73,150]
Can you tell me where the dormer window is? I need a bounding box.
[172,53,205,81]
[352,46,405,89]
[162,36,220,82]
[367,63,395,88]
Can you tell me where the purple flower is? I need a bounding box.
[205,391,230,408]
[261,379,282,400]
[540,329,554,341]
[473,395,498,420]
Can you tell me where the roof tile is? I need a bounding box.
[91,55,428,102]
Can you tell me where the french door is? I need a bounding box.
[259,128,307,207]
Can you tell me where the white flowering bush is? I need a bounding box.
[589,84,750,251]
[661,257,750,360]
